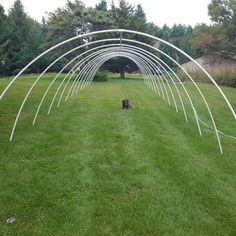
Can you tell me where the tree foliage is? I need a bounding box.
[0,0,45,75]
[158,24,199,67]
[1,0,234,78]
[0,4,9,75]
[95,0,108,11]
[191,0,236,61]
[208,0,236,23]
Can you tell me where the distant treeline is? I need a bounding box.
[0,0,235,77]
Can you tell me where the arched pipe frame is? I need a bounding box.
[11,40,198,142]
[61,44,188,117]
[31,46,227,155]
[0,29,235,154]
[34,42,196,132]
[31,43,209,148]
[66,48,169,104]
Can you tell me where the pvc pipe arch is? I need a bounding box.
[32,38,204,137]
[0,29,234,153]
[47,44,196,128]
[34,46,208,147]
[8,44,207,149]
[1,29,234,122]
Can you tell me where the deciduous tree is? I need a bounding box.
[191,0,236,61]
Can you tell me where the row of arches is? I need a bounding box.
[0,29,235,153]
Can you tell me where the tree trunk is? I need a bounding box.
[120,65,125,79]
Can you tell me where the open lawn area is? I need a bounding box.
[0,74,235,235]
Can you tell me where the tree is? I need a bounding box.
[157,24,198,67]
[6,0,31,74]
[191,0,236,61]
[208,0,236,23]
[44,0,115,73]
[45,0,114,47]
[0,0,45,75]
[19,19,46,73]
[145,22,162,38]
[0,0,49,76]
[96,0,108,11]
[105,0,149,79]
[0,4,8,47]
[85,7,115,32]
[133,4,146,31]
[41,17,48,39]
[0,4,9,75]
[0,0,199,77]
[45,1,87,47]
[44,0,153,79]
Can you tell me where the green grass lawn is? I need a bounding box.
[0,74,235,235]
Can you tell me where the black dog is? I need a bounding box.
[122,99,133,109]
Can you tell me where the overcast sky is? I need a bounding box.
[1,0,212,27]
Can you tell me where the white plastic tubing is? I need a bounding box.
[0,29,235,153]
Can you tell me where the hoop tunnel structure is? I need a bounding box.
[0,29,235,154]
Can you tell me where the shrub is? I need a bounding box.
[175,70,188,82]
[175,67,236,87]
[93,71,108,82]
[213,68,236,88]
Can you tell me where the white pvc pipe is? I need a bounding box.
[32,43,125,125]
[58,45,186,121]
[11,41,200,143]
[45,41,198,131]
[45,42,194,126]
[1,28,234,124]
[4,31,232,152]
[9,39,199,140]
[68,49,156,99]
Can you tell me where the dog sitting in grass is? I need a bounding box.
[122,99,134,109]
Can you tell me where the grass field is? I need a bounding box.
[0,73,235,235]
